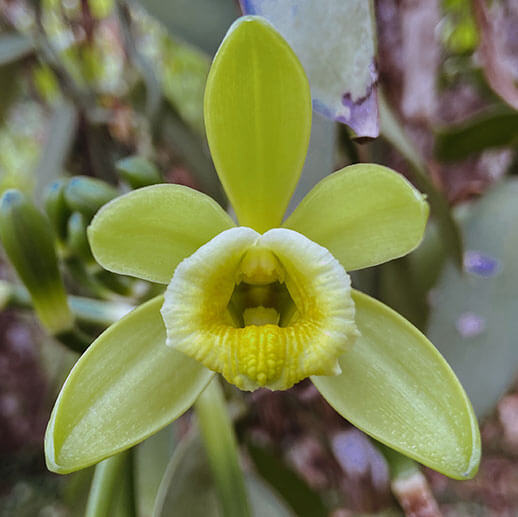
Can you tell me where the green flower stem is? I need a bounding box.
[378,444,420,481]
[378,445,441,515]
[194,377,251,517]
[0,280,133,328]
[85,450,136,517]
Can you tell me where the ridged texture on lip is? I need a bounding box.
[161,227,358,391]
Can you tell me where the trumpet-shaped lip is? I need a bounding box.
[160,227,359,391]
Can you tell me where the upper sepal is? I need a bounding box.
[204,16,311,231]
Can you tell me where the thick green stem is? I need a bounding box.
[85,450,136,517]
[195,377,251,517]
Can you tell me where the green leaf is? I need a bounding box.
[427,180,518,418]
[283,164,429,271]
[311,290,480,480]
[195,378,250,517]
[153,433,293,517]
[45,296,214,474]
[0,190,74,334]
[434,107,518,162]
[240,0,379,138]
[87,184,234,284]
[379,91,464,268]
[204,16,311,232]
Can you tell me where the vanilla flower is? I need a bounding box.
[45,16,480,480]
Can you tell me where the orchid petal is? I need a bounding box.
[312,290,480,480]
[88,184,234,284]
[283,164,429,271]
[45,296,214,473]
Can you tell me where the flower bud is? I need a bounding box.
[67,212,94,263]
[115,156,162,189]
[0,190,73,333]
[65,176,118,219]
[44,178,71,241]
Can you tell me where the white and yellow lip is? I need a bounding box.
[160,227,359,391]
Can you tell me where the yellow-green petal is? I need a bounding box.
[283,164,429,271]
[204,16,311,232]
[45,297,214,474]
[87,184,235,284]
[311,290,480,480]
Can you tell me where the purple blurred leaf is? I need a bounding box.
[240,0,379,138]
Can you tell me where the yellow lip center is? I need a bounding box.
[160,227,358,391]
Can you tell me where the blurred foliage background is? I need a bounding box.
[1,0,518,516]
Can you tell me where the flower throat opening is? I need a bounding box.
[228,281,296,327]
[229,247,297,328]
